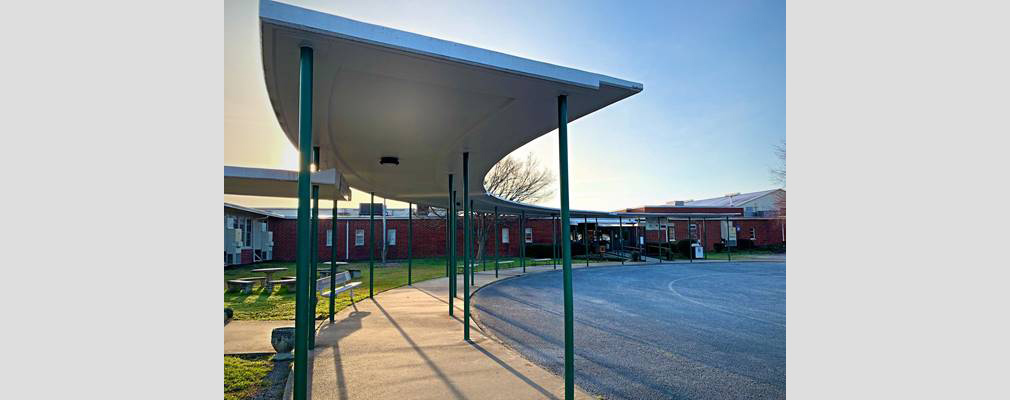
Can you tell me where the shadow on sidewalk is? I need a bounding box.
[316,310,370,400]
[466,341,559,400]
[373,300,467,399]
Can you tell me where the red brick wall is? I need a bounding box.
[269,216,556,262]
[267,216,784,261]
[241,249,254,264]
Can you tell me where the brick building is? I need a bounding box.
[225,189,785,265]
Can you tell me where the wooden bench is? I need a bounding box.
[319,272,362,306]
[531,258,552,266]
[227,280,254,294]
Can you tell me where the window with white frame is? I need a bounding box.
[501,228,509,244]
[242,217,252,247]
[668,224,676,242]
[387,229,396,246]
[689,223,698,240]
[750,227,757,240]
[326,230,333,247]
[355,229,364,246]
[524,227,533,243]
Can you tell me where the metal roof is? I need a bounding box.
[677,189,783,208]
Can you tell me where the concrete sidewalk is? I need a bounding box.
[224,320,292,354]
[306,263,613,400]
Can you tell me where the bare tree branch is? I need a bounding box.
[472,154,556,260]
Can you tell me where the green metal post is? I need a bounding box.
[452,190,457,301]
[310,183,319,349]
[689,217,693,262]
[552,214,557,270]
[369,192,375,298]
[463,152,471,341]
[471,200,476,285]
[727,216,732,262]
[595,217,599,261]
[482,209,487,272]
[408,202,413,286]
[494,206,499,278]
[310,145,320,347]
[293,45,313,400]
[619,216,624,265]
[521,211,526,273]
[448,177,455,315]
[330,196,337,323]
[557,94,575,399]
[584,216,589,267]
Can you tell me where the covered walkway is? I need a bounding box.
[307,265,612,400]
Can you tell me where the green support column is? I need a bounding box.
[408,202,413,286]
[557,94,575,400]
[369,192,375,298]
[688,217,693,263]
[293,45,313,400]
[584,216,589,267]
[330,196,337,323]
[452,191,458,300]
[310,183,319,349]
[727,216,732,262]
[310,144,321,347]
[462,152,471,341]
[552,214,557,270]
[619,216,624,265]
[494,206,499,278]
[520,211,526,273]
[448,176,455,315]
[471,200,476,285]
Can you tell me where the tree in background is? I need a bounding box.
[770,139,786,214]
[473,154,555,262]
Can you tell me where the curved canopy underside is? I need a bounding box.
[260,0,642,216]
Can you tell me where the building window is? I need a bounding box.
[355,229,364,246]
[750,227,757,240]
[689,223,698,240]
[668,224,676,242]
[242,217,252,247]
[326,230,332,247]
[387,229,396,246]
[502,228,509,244]
[524,228,533,243]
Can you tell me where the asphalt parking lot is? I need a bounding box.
[472,262,786,400]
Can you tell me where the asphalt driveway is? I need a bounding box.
[472,262,786,400]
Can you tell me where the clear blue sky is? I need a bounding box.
[224,0,785,210]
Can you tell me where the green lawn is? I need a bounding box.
[225,257,446,320]
[697,249,783,260]
[224,355,273,400]
[225,256,526,320]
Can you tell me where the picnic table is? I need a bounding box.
[252,267,288,291]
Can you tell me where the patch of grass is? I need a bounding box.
[225,256,578,320]
[700,249,781,260]
[224,355,273,400]
[226,257,464,320]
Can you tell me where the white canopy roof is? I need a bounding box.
[260,0,642,216]
[224,166,351,200]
